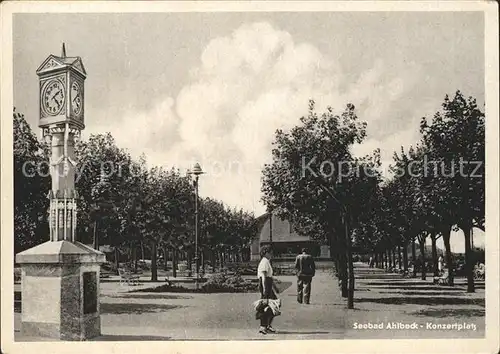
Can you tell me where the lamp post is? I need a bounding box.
[90,172,113,251]
[188,163,204,289]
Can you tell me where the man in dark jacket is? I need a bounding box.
[295,248,316,304]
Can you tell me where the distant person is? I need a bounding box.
[369,256,374,268]
[256,245,279,335]
[295,248,316,304]
[408,261,415,275]
[438,255,444,274]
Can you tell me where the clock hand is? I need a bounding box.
[49,90,60,102]
[49,92,60,109]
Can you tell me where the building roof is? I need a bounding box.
[257,213,311,243]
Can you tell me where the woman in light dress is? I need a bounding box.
[255,245,280,335]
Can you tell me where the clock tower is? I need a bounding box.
[34,43,87,242]
[16,44,105,341]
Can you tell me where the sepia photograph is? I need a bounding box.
[1,1,499,353]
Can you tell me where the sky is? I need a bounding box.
[13,12,485,252]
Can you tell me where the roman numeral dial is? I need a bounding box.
[42,79,66,116]
[71,81,83,117]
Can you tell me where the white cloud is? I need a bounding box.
[90,21,424,215]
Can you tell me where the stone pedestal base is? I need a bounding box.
[16,241,105,341]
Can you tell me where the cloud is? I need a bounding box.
[90,21,424,215]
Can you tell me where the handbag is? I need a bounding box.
[268,298,281,316]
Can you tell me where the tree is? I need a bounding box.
[201,198,229,270]
[420,91,485,291]
[386,146,432,277]
[261,100,379,309]
[158,169,194,278]
[133,167,195,281]
[13,109,50,255]
[75,133,138,271]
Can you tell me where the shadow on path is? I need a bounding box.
[412,308,485,318]
[277,331,330,335]
[381,291,470,296]
[361,286,465,291]
[362,281,435,286]
[356,297,485,306]
[275,281,293,293]
[101,303,184,315]
[95,334,171,341]
[104,293,193,300]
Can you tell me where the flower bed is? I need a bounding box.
[135,273,259,294]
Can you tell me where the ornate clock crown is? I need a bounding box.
[38,43,86,130]
[36,43,87,78]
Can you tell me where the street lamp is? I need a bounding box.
[90,173,113,251]
[188,163,205,289]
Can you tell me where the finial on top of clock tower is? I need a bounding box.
[61,43,67,58]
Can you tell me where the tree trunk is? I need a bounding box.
[398,245,402,269]
[172,248,177,278]
[347,250,354,308]
[201,249,205,274]
[346,226,355,309]
[330,234,340,278]
[403,242,408,272]
[375,253,379,268]
[151,241,158,282]
[442,227,454,286]
[212,250,216,273]
[163,246,168,271]
[339,252,348,297]
[431,234,438,276]
[419,237,427,280]
[114,247,120,275]
[392,248,396,269]
[335,228,348,297]
[93,220,98,250]
[411,239,417,277]
[462,225,475,292]
[141,241,145,261]
[133,244,138,273]
[187,251,192,277]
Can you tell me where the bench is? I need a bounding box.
[118,268,141,286]
[473,267,485,280]
[433,270,449,285]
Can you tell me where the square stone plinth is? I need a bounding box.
[16,241,105,340]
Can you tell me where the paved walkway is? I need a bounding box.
[97,270,347,340]
[14,262,485,341]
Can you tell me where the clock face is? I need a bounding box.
[71,81,83,116]
[42,79,66,116]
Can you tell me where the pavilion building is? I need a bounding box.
[250,213,331,261]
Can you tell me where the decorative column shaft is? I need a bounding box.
[44,125,80,242]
